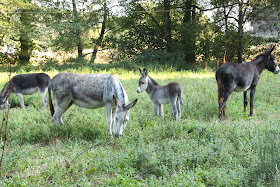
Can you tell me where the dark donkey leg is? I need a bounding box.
[217,80,224,119]
[249,85,257,116]
[243,91,248,112]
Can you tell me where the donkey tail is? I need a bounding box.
[48,86,55,116]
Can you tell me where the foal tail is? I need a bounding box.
[48,86,55,116]
[178,88,184,106]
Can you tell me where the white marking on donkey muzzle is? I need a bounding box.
[274,65,279,74]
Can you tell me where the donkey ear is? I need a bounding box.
[113,95,122,107]
[143,68,148,77]
[139,68,143,76]
[125,99,138,110]
[267,45,275,55]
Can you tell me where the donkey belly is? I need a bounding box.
[73,100,105,109]
[233,85,250,92]
[20,87,38,95]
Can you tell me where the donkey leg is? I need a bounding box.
[176,99,181,120]
[243,91,248,112]
[170,98,178,121]
[153,103,160,116]
[219,91,231,119]
[159,104,164,118]
[16,93,25,109]
[249,86,256,116]
[39,88,48,109]
[105,103,114,136]
[52,99,73,125]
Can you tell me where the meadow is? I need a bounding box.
[1,66,280,186]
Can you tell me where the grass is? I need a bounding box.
[1,67,280,186]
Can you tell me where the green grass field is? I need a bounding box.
[1,68,280,186]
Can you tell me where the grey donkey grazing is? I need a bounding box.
[48,73,138,137]
[137,68,183,121]
[0,73,51,109]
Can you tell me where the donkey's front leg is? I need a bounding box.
[249,86,256,116]
[105,103,114,136]
[16,93,25,109]
[159,104,164,118]
[153,103,160,116]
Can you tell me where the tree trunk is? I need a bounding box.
[163,0,172,52]
[19,10,32,65]
[72,0,83,58]
[90,1,107,63]
[183,0,196,65]
[237,0,244,63]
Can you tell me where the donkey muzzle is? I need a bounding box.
[274,66,280,74]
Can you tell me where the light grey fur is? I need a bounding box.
[0,73,50,109]
[137,68,183,121]
[48,73,137,137]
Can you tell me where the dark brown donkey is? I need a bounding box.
[216,45,279,119]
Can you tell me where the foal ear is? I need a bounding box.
[125,99,138,110]
[143,68,148,77]
[113,95,122,107]
[139,68,143,76]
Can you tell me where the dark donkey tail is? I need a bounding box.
[217,79,223,104]
[48,86,55,116]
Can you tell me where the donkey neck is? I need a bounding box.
[146,76,159,94]
[0,81,11,97]
[251,55,266,75]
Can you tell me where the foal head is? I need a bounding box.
[137,68,149,93]
[260,45,279,74]
[113,95,137,137]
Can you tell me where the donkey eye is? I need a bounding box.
[141,82,145,84]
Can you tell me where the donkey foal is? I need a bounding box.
[0,73,50,109]
[137,68,183,121]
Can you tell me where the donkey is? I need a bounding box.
[216,45,279,120]
[48,73,138,137]
[0,73,51,109]
[137,68,183,121]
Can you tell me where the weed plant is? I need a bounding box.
[0,67,280,186]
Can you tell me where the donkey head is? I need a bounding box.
[113,95,138,137]
[264,45,279,74]
[137,68,149,93]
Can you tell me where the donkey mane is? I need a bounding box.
[0,81,11,96]
[148,76,159,86]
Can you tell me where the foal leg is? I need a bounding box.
[16,93,25,109]
[250,86,256,116]
[153,103,160,116]
[170,98,178,121]
[159,104,164,118]
[176,99,181,121]
[243,91,248,112]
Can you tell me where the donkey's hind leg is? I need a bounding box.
[170,98,179,121]
[39,87,48,109]
[176,99,181,120]
[52,98,73,125]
